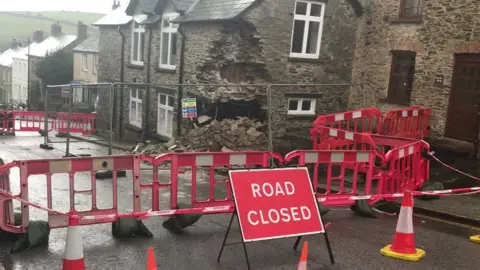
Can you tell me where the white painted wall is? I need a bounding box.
[11,57,28,104]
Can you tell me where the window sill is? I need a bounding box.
[390,18,422,24]
[286,114,317,120]
[127,123,143,132]
[155,67,176,74]
[127,63,144,69]
[288,57,325,63]
[378,98,411,106]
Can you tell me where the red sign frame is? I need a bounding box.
[229,167,325,242]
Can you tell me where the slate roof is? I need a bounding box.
[0,47,24,67]
[172,0,196,12]
[28,34,77,57]
[93,2,132,26]
[174,0,257,23]
[73,31,99,53]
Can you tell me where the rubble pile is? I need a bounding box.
[182,116,267,151]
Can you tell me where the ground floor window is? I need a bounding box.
[287,98,316,115]
[129,88,143,127]
[157,93,174,137]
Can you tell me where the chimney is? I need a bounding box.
[112,0,120,10]
[77,21,88,41]
[10,39,20,49]
[51,22,62,37]
[33,30,44,43]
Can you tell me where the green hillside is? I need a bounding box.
[0,11,104,51]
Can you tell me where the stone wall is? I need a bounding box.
[97,17,181,142]
[181,0,359,152]
[350,0,480,137]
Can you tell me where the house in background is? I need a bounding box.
[11,22,88,105]
[108,0,363,152]
[72,30,100,110]
[11,31,45,104]
[350,0,480,143]
[0,39,24,103]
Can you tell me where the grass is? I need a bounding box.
[0,11,104,51]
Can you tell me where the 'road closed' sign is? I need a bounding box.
[229,167,325,242]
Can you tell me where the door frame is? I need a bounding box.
[445,53,480,139]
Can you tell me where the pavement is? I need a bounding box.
[0,133,479,269]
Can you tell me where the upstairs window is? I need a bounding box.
[399,0,424,19]
[131,20,146,65]
[290,0,325,59]
[82,54,88,71]
[387,51,416,104]
[159,13,179,70]
[93,55,98,73]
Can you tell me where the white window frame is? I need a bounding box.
[159,13,179,70]
[82,54,88,71]
[287,98,316,115]
[131,20,146,66]
[129,89,143,127]
[289,0,326,59]
[157,93,175,137]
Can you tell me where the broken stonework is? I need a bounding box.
[181,117,267,152]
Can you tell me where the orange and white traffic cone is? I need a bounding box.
[297,241,308,270]
[147,247,157,270]
[62,213,85,270]
[470,235,480,244]
[380,190,426,262]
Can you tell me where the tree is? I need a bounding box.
[35,49,73,86]
[34,49,73,110]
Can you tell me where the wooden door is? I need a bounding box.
[445,54,480,141]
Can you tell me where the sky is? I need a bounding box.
[0,0,130,14]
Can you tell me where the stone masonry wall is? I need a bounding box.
[97,26,123,135]
[350,0,480,137]
[181,0,359,151]
[97,17,181,142]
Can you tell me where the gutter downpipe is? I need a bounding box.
[118,25,126,138]
[143,23,153,141]
[177,25,186,137]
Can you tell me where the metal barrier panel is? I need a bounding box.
[383,107,430,139]
[312,108,383,134]
[134,152,284,215]
[12,111,54,132]
[20,155,138,228]
[284,150,377,207]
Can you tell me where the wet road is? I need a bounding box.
[0,133,479,269]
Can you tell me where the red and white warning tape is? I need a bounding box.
[0,189,70,216]
[317,186,480,203]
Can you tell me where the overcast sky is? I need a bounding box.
[0,0,130,14]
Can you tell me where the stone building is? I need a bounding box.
[349,0,480,142]
[96,0,363,152]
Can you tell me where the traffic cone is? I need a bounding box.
[147,247,157,270]
[470,235,480,244]
[297,241,308,270]
[380,190,426,262]
[62,213,85,270]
